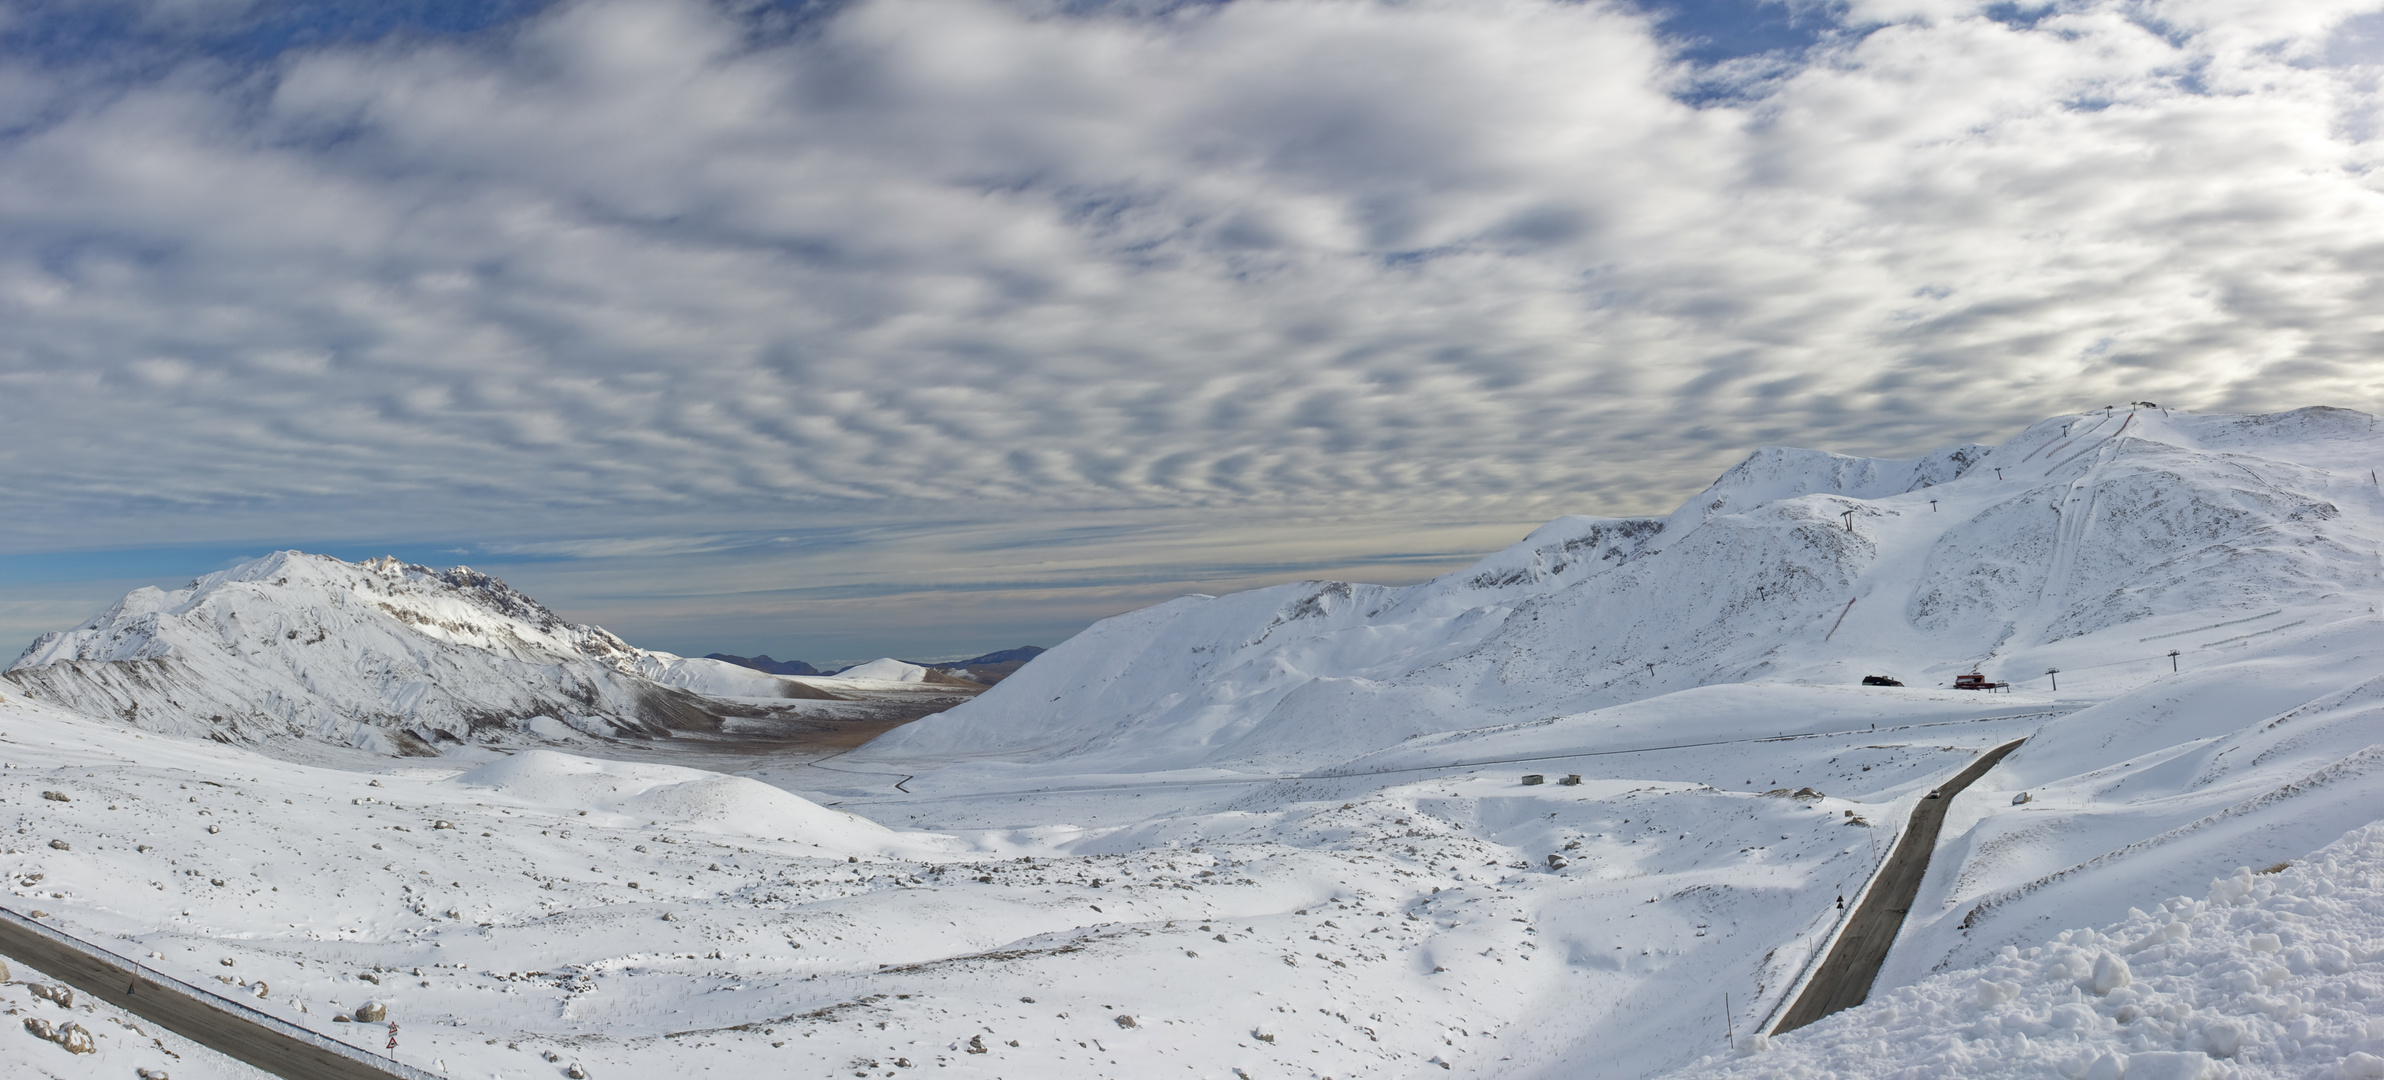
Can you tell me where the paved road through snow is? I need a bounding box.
[1770,737,2029,1034]
[0,908,430,1080]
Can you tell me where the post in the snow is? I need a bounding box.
[1840,509,1856,532]
[2168,650,2180,672]
[1930,499,1938,512]
[1994,467,2004,480]
[2046,667,2060,691]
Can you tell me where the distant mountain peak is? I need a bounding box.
[705,653,821,676]
[955,645,1045,666]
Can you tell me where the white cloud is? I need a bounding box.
[2,0,2383,624]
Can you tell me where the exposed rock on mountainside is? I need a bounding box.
[3,552,969,755]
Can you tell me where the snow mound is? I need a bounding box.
[1672,819,2384,1080]
[449,750,920,851]
[830,658,928,683]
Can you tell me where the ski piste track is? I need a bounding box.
[0,906,435,1080]
[1770,737,2030,1035]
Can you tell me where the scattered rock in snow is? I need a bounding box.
[47,839,68,850]
[355,1001,387,1023]
[21,1015,94,1054]
[40,790,67,802]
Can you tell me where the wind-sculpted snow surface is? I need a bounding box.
[2,551,833,754]
[1675,822,2384,1080]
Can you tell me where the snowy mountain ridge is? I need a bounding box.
[860,406,2382,775]
[12,406,2384,1080]
[3,550,884,754]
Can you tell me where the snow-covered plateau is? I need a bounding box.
[7,406,2384,1080]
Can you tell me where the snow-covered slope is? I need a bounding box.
[1677,821,2384,1080]
[16,405,2384,1080]
[860,407,2383,774]
[826,657,929,684]
[2,552,833,754]
[822,405,2384,1075]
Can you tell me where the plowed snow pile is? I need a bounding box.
[1679,824,2384,1080]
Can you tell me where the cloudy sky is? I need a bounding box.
[2,0,2382,664]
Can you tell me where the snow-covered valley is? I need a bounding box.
[8,406,2384,1080]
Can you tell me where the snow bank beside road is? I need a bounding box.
[1673,820,2384,1080]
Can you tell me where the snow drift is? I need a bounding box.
[1678,821,2384,1080]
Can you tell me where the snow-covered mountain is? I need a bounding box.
[1,551,924,755]
[826,404,2384,1074]
[860,406,2382,773]
[16,406,2384,1080]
